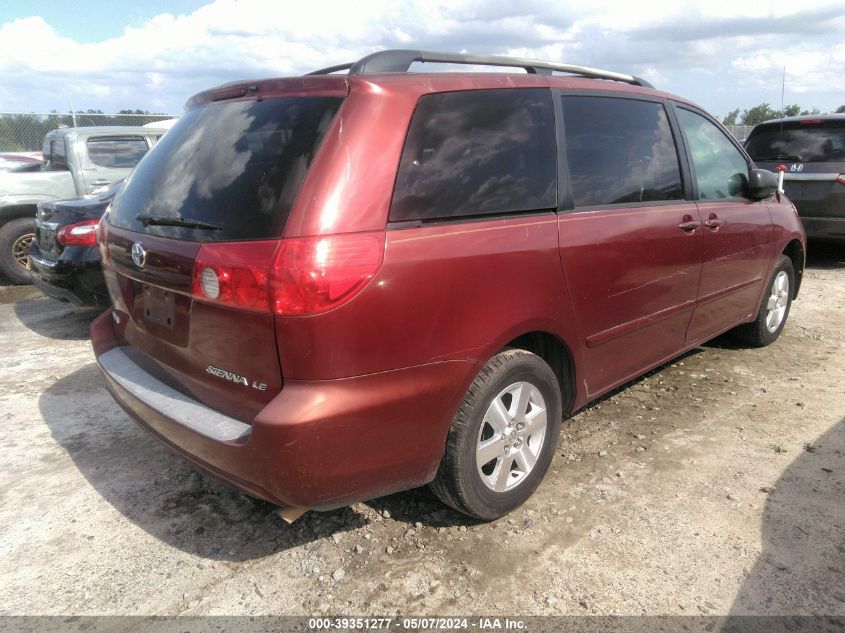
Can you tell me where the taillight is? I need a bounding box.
[837,174,845,186]
[57,219,100,247]
[270,232,385,316]
[191,241,278,312]
[190,232,385,315]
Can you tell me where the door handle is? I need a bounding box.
[91,179,110,186]
[704,215,724,229]
[678,218,701,231]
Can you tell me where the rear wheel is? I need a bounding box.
[0,217,36,285]
[732,254,794,347]
[429,349,562,520]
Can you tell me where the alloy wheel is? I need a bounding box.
[476,381,548,492]
[12,232,34,272]
[765,270,789,333]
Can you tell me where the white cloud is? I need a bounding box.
[0,0,843,116]
[639,67,667,86]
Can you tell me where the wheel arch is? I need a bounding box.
[500,330,577,416]
[782,239,804,299]
[0,204,38,224]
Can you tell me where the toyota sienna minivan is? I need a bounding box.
[92,50,805,520]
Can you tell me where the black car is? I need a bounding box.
[746,114,845,243]
[28,180,124,308]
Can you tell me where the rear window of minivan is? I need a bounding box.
[390,89,556,222]
[109,96,343,241]
[746,120,845,163]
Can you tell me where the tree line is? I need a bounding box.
[723,103,845,127]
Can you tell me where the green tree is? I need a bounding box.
[740,103,780,126]
[782,104,801,117]
[722,108,741,126]
[836,105,845,113]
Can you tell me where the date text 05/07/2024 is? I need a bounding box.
[307,617,528,630]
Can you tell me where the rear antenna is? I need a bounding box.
[778,65,786,149]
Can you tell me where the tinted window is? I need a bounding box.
[87,136,150,168]
[745,121,845,163]
[48,139,68,171]
[110,97,342,241]
[390,89,556,222]
[562,96,684,207]
[676,108,749,201]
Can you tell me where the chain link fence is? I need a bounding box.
[0,112,179,152]
[725,125,754,142]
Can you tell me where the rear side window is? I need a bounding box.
[87,136,149,168]
[745,121,845,163]
[676,108,749,201]
[561,96,684,207]
[390,89,556,222]
[110,96,342,241]
[48,139,68,171]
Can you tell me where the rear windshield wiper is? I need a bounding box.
[753,154,803,162]
[136,214,222,230]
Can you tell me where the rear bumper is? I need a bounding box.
[799,216,845,242]
[91,310,478,510]
[29,246,109,308]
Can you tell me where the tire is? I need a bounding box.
[429,349,563,520]
[0,217,36,285]
[732,254,795,347]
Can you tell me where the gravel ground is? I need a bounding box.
[0,244,843,618]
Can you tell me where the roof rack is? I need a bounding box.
[306,49,654,88]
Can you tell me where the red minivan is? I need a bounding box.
[92,50,805,520]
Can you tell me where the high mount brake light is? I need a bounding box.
[57,219,100,247]
[190,232,385,315]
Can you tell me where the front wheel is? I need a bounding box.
[429,349,562,520]
[732,254,795,347]
[0,217,36,285]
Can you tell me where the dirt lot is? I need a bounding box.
[0,245,843,618]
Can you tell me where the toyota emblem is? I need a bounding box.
[131,242,147,268]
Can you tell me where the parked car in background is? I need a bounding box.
[745,114,845,243]
[0,126,163,284]
[0,152,43,173]
[28,180,123,308]
[143,118,178,132]
[92,49,805,521]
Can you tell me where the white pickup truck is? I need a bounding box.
[0,126,164,283]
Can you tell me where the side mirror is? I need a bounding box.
[748,168,779,199]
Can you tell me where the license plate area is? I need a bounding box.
[142,284,175,329]
[35,220,57,252]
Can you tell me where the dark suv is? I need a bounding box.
[746,114,845,243]
[92,50,805,520]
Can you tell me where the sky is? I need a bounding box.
[1,0,843,120]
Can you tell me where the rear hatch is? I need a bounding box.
[103,92,344,422]
[746,118,845,218]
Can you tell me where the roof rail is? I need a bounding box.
[306,63,353,76]
[306,49,654,88]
